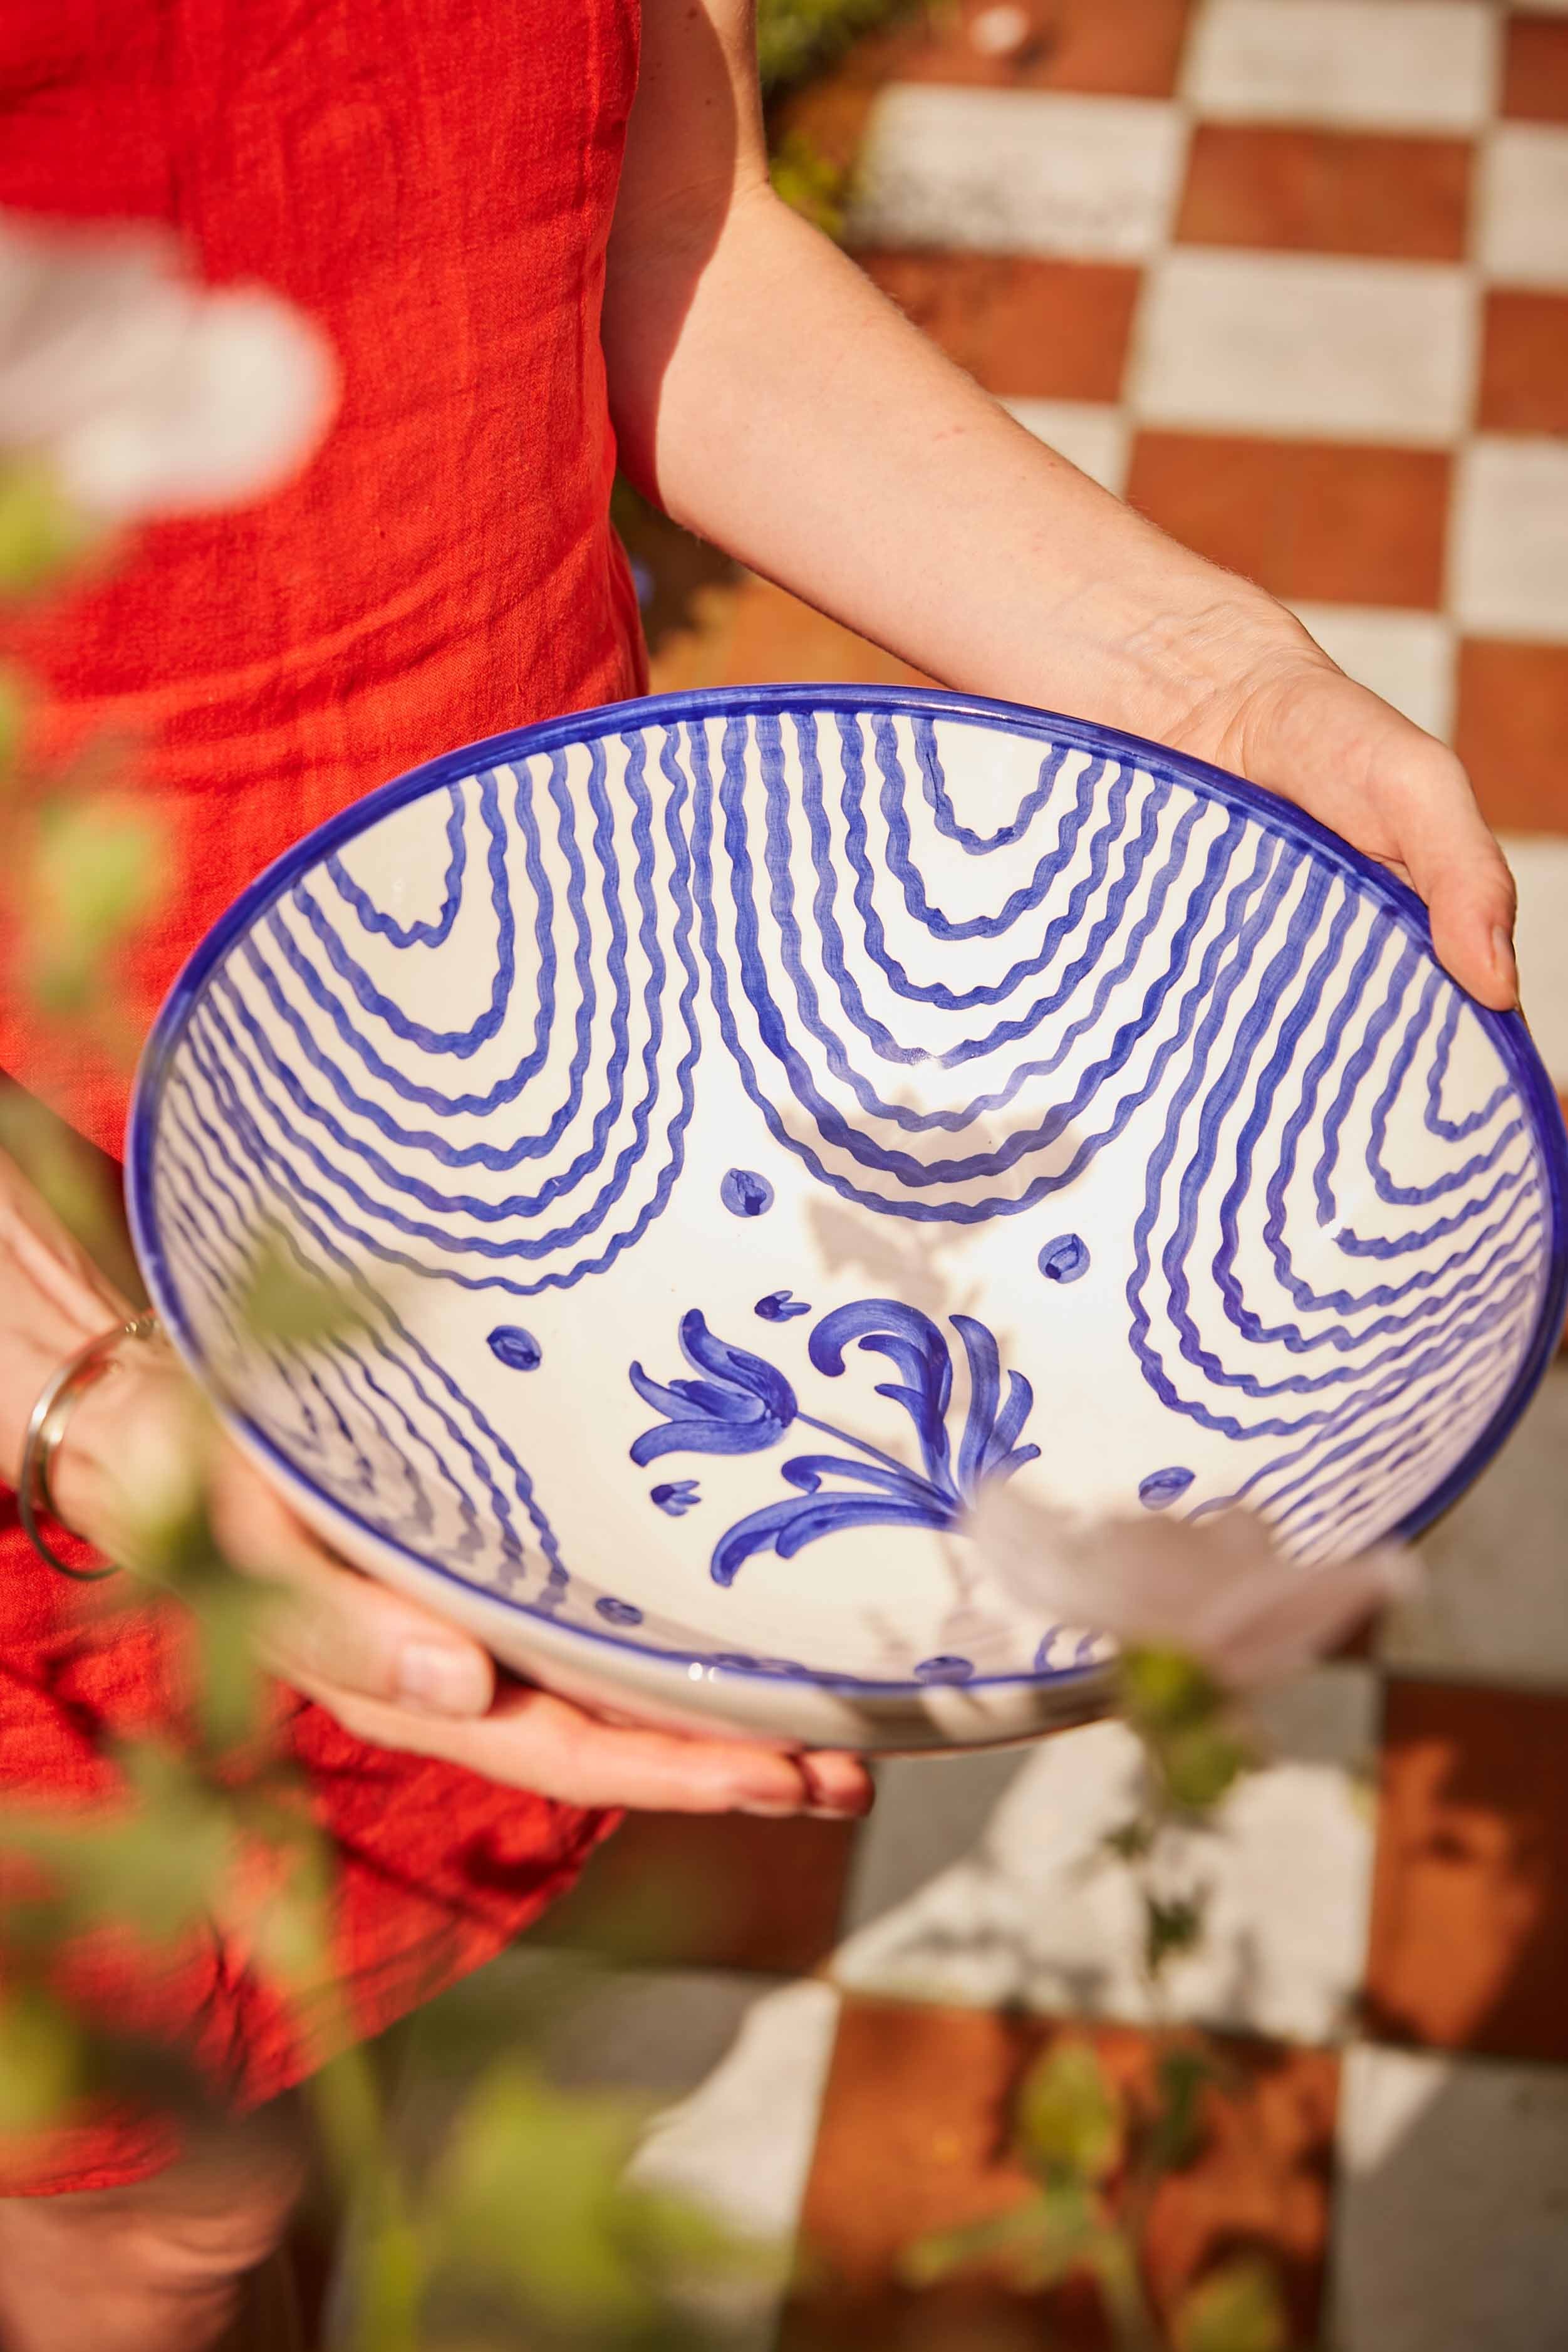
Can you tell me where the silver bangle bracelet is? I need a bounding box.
[17,1313,161,1580]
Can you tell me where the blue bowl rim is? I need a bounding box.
[125,682,1568,1699]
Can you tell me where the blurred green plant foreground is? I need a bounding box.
[0,8,1304,2346]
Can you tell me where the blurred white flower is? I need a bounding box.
[0,215,337,521]
[967,1482,1419,1691]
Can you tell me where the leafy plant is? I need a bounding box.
[756,0,928,93]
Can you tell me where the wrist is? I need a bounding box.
[46,1341,194,1561]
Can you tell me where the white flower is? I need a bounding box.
[967,1482,1419,1692]
[0,215,337,521]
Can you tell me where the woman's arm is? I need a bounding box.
[603,0,1517,1011]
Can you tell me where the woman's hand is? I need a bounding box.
[55,1351,873,1821]
[1134,592,1518,1012]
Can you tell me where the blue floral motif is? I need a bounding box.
[630,1295,1041,1588]
[1139,1465,1195,1509]
[650,1478,701,1516]
[629,1311,797,1465]
[595,1596,644,1626]
[755,1289,811,1323]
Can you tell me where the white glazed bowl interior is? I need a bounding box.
[128,689,1568,1752]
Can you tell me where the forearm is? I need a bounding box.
[604,188,1306,736]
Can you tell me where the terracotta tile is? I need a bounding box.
[1175,125,1472,263]
[854,251,1140,400]
[1502,12,1568,123]
[647,569,935,698]
[819,0,1193,99]
[1477,289,1568,434]
[1455,638,1568,833]
[780,2000,1337,2351]
[1124,433,1450,608]
[536,1808,858,1974]
[1364,1680,1568,2061]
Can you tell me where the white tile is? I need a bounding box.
[1290,604,1456,739]
[628,1980,842,2346]
[1000,397,1131,494]
[1183,0,1500,134]
[1507,833,1568,1085]
[1332,2046,1568,2352]
[842,1744,1034,1935]
[1451,436,1568,641]
[1381,1364,1568,1685]
[1478,124,1568,289]
[1129,250,1477,445]
[831,1667,1379,2044]
[848,85,1188,262]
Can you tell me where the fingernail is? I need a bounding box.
[397,1641,489,1716]
[737,1798,799,1818]
[807,1804,865,1822]
[1493,925,1519,1004]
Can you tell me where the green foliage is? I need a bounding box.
[1015,2038,1124,2186]
[0,463,96,596]
[1173,2257,1289,2352]
[755,0,925,92]
[1121,1644,1225,1738]
[27,794,168,1016]
[237,1223,372,1351]
[899,2181,1101,2292]
[0,1986,83,2132]
[1162,1724,1254,1814]
[426,2061,755,2341]
[1143,2045,1216,2177]
[1143,1892,1208,1979]
[769,130,850,238]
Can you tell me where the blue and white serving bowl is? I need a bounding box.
[127,688,1568,1752]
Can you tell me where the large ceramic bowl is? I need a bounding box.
[127,688,1568,1752]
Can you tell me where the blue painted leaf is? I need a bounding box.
[810,1299,955,1492]
[712,1483,950,1587]
[629,1309,796,1465]
[914,1655,975,1683]
[595,1596,643,1626]
[1139,1465,1195,1510]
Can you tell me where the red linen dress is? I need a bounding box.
[0,0,645,2191]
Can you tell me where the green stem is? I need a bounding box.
[303,2046,424,2352]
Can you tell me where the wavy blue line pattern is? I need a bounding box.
[137,697,1561,1667]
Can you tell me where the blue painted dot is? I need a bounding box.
[914,1654,975,1684]
[1037,1233,1090,1284]
[487,1324,541,1371]
[1139,1466,1195,1510]
[721,1167,774,1218]
[755,1289,810,1322]
[595,1596,644,1627]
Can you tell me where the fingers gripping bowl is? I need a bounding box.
[127,689,1568,1752]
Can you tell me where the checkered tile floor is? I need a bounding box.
[520,9,1568,2348]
